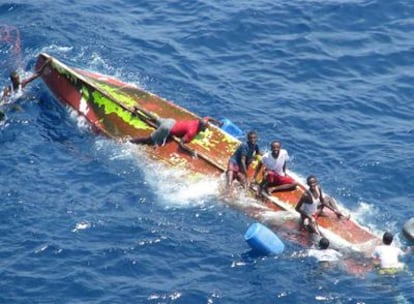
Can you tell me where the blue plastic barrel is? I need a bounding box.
[244,223,285,255]
[220,118,243,138]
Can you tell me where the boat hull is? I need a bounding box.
[36,53,379,272]
[36,53,236,176]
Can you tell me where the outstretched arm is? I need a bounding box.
[240,155,249,176]
[319,188,347,218]
[205,117,223,127]
[21,58,52,88]
[282,162,287,176]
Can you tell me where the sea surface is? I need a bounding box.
[1,0,413,303]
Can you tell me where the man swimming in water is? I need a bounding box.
[1,58,51,120]
[372,232,405,270]
[1,58,51,103]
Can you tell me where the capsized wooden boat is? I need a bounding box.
[36,53,380,271]
[35,53,240,177]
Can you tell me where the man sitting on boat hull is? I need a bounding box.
[225,130,261,193]
[254,141,297,195]
[295,175,348,235]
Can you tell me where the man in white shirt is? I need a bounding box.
[253,141,297,194]
[308,237,342,263]
[372,232,405,270]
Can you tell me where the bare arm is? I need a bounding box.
[319,187,335,211]
[21,58,52,88]
[206,117,223,127]
[253,160,262,181]
[295,194,306,213]
[240,155,248,176]
[319,187,345,217]
[178,138,197,158]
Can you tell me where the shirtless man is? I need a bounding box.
[295,175,347,234]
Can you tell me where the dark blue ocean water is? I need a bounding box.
[1,0,413,303]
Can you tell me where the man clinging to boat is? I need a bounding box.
[129,108,222,158]
[253,140,297,195]
[0,58,51,103]
[225,130,262,194]
[1,58,51,120]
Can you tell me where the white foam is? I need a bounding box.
[138,154,221,208]
[67,106,92,133]
[41,44,73,54]
[72,220,91,232]
[92,141,221,208]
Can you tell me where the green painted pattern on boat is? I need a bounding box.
[92,81,153,114]
[52,58,237,156]
[89,81,238,152]
[88,77,239,149]
[53,62,79,85]
[89,88,151,130]
[50,59,151,131]
[92,81,238,143]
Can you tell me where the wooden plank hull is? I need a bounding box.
[36,53,379,272]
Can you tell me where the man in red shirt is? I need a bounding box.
[130,114,220,158]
